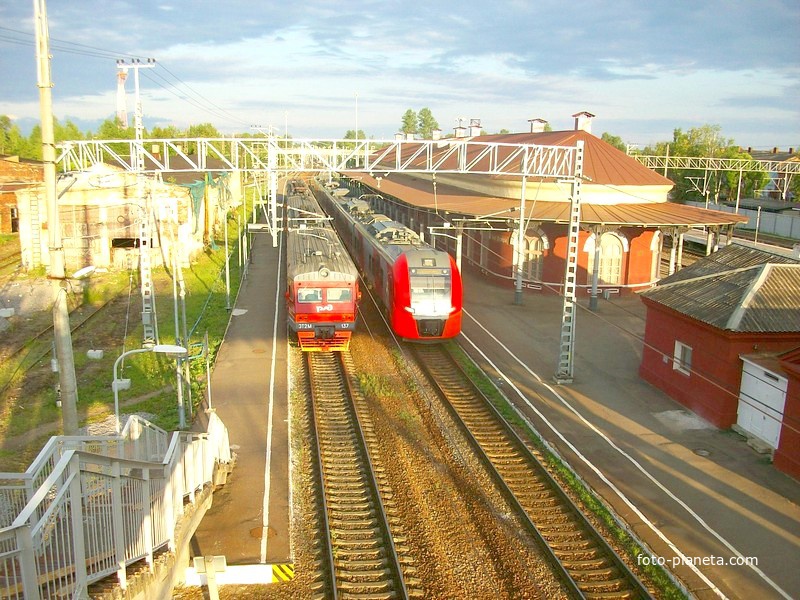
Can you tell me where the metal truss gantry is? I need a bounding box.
[633,154,800,201]
[57,136,585,382]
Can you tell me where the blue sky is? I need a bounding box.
[1,0,798,150]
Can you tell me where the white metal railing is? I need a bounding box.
[0,412,231,599]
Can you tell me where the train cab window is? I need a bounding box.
[410,270,451,314]
[298,288,323,303]
[327,288,352,302]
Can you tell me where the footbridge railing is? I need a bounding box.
[0,413,232,599]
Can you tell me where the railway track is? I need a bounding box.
[0,297,115,400]
[411,344,652,599]
[0,251,21,273]
[305,351,419,599]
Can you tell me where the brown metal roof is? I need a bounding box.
[350,172,748,228]
[640,260,800,333]
[477,130,674,187]
[371,130,673,187]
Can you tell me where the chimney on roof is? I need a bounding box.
[394,132,404,141]
[572,111,595,133]
[790,147,795,154]
[528,118,548,133]
[432,128,442,141]
[469,118,482,137]
[773,147,778,153]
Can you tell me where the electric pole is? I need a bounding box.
[34,0,79,434]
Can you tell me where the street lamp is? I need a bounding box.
[112,344,187,434]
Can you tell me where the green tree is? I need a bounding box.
[94,117,134,140]
[790,148,800,202]
[0,115,29,157]
[601,132,626,152]
[186,123,221,138]
[401,109,417,135]
[417,108,439,139]
[643,125,742,203]
[149,125,182,138]
[343,129,366,140]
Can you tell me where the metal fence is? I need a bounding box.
[689,201,800,241]
[0,413,231,599]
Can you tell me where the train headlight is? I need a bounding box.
[404,307,416,314]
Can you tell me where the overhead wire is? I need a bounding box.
[0,25,251,130]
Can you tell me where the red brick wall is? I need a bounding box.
[774,368,800,481]
[639,299,800,427]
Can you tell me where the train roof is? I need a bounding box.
[286,193,360,283]
[318,179,452,263]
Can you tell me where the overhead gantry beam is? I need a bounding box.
[633,154,800,176]
[56,137,579,179]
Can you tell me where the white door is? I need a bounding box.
[737,360,788,448]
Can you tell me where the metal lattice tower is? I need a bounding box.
[139,198,156,346]
[554,140,584,383]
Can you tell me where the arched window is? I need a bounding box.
[523,235,544,280]
[586,232,624,285]
[511,231,544,281]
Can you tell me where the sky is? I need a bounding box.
[1,0,799,150]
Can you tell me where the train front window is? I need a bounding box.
[297,287,322,303]
[327,287,352,302]
[409,271,451,315]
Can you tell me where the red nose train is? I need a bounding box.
[313,179,462,342]
[284,179,361,351]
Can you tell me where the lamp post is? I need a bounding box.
[112,344,187,434]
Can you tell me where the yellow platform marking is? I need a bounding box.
[272,563,295,582]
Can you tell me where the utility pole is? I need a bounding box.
[34,0,79,435]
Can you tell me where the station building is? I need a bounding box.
[343,114,748,296]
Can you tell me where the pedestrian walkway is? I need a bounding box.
[459,271,800,600]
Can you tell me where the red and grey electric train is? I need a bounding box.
[313,179,462,341]
[284,179,361,351]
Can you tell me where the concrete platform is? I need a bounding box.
[190,231,291,570]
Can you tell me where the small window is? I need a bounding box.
[673,341,692,375]
[297,288,322,303]
[327,288,352,302]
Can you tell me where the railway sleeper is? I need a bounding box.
[325,475,369,487]
[552,548,603,562]
[576,578,631,595]
[337,568,394,583]
[546,537,596,550]
[329,507,376,519]
[331,534,384,548]
[571,566,619,582]
[578,590,638,600]
[543,529,592,543]
[327,499,374,511]
[559,556,611,570]
[337,580,395,596]
[331,527,381,539]
[339,590,396,600]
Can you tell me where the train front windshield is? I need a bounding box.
[409,269,452,316]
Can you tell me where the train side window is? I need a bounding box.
[327,288,352,302]
[298,288,322,303]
